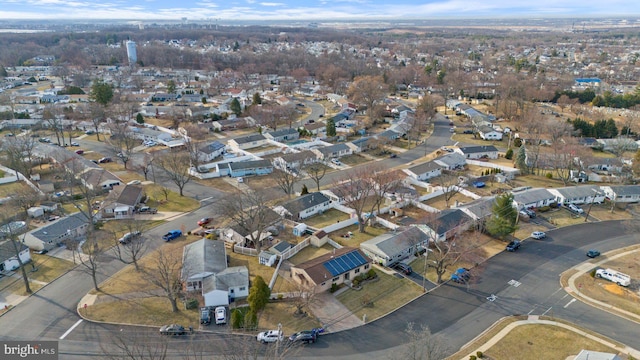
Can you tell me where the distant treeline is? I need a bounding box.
[553,88,640,109]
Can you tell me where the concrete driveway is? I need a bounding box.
[309,291,364,333]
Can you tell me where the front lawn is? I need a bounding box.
[84,297,200,327]
[145,184,200,212]
[336,270,423,322]
[29,254,76,283]
[258,301,321,335]
[541,209,585,227]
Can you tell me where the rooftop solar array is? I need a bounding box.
[323,251,368,277]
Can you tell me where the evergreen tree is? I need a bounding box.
[300,184,309,195]
[230,98,242,116]
[486,193,518,239]
[167,80,176,94]
[90,79,114,107]
[136,113,144,124]
[515,146,528,174]
[505,148,514,160]
[247,276,270,312]
[0,64,7,77]
[326,117,337,137]
[252,92,262,105]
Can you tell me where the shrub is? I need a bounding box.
[367,269,377,279]
[476,351,484,358]
[330,283,339,293]
[277,294,283,300]
[590,268,597,278]
[469,356,477,360]
[185,298,199,310]
[352,278,360,286]
[231,309,244,329]
[539,206,551,212]
[549,202,558,208]
[505,148,514,160]
[244,309,257,330]
[187,231,192,235]
[546,173,553,179]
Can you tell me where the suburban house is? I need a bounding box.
[210,117,256,132]
[477,125,503,141]
[512,188,556,210]
[548,185,605,205]
[314,143,352,160]
[131,127,174,143]
[456,195,497,223]
[303,122,326,136]
[264,128,300,143]
[227,159,273,178]
[419,209,473,242]
[101,185,144,219]
[152,92,180,102]
[219,208,283,248]
[0,240,31,272]
[275,192,332,221]
[455,145,499,160]
[405,161,442,181]
[290,247,372,292]
[273,150,319,170]
[227,133,267,150]
[434,153,467,170]
[181,239,249,308]
[360,227,430,266]
[22,212,90,251]
[600,185,640,203]
[197,141,226,163]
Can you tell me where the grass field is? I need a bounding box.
[145,184,200,212]
[542,208,585,227]
[0,181,32,198]
[336,270,423,322]
[84,297,200,327]
[302,208,351,228]
[29,254,76,283]
[258,302,321,335]
[484,324,617,360]
[329,224,388,248]
[287,244,334,266]
[229,251,275,284]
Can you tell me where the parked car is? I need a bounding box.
[330,158,342,166]
[70,142,80,146]
[390,153,398,158]
[288,330,317,344]
[567,203,584,214]
[162,230,182,242]
[531,231,546,240]
[215,306,226,325]
[393,262,412,275]
[118,231,141,244]
[237,177,244,183]
[596,268,630,287]
[198,217,213,227]
[35,249,49,255]
[200,308,212,325]
[159,324,187,336]
[506,240,521,252]
[463,130,474,134]
[586,249,601,258]
[450,268,471,283]
[440,146,454,153]
[257,330,283,343]
[75,149,84,155]
[98,157,112,163]
[522,209,536,218]
[138,206,158,214]
[84,130,95,135]
[449,127,456,133]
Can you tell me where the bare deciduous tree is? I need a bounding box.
[304,162,327,192]
[388,323,451,360]
[216,189,274,252]
[143,248,183,313]
[272,168,298,197]
[111,220,148,271]
[155,150,193,196]
[106,122,138,169]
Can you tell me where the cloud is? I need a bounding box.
[260,2,285,6]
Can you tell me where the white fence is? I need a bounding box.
[320,217,358,234]
[233,244,258,256]
[458,187,482,200]
[280,238,311,260]
[418,189,445,202]
[374,216,401,230]
[466,160,520,177]
[326,238,343,249]
[410,200,441,214]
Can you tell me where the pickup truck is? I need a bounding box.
[595,268,630,287]
[138,206,158,214]
[162,230,182,242]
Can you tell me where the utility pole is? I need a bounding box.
[584,189,600,222]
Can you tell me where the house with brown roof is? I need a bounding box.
[101,185,144,219]
[290,247,372,292]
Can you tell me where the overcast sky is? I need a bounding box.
[0,0,638,21]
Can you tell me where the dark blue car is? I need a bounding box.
[162,230,182,242]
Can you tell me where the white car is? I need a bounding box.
[215,307,226,325]
[531,231,546,240]
[127,180,141,185]
[331,158,342,166]
[567,204,584,214]
[257,330,283,343]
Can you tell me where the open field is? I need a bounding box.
[336,270,423,322]
[574,251,640,317]
[485,324,618,360]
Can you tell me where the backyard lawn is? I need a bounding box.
[302,208,351,228]
[329,224,388,247]
[287,244,334,266]
[336,270,423,322]
[228,251,275,284]
[423,192,474,210]
[0,181,33,198]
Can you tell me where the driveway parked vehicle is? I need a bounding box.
[138,206,157,214]
[567,203,584,214]
[162,230,182,242]
[215,307,226,325]
[392,262,412,275]
[257,330,283,343]
[198,217,213,227]
[200,308,212,325]
[531,231,546,240]
[288,329,318,344]
[98,157,112,163]
[450,268,471,283]
[118,231,141,244]
[506,240,521,252]
[75,149,84,155]
[159,324,187,335]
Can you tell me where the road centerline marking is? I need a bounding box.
[564,299,577,308]
[60,319,83,339]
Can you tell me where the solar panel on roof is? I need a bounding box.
[323,251,368,277]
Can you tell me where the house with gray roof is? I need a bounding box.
[406,161,442,181]
[264,128,299,142]
[548,185,605,205]
[273,150,319,170]
[418,209,473,242]
[600,185,640,203]
[227,133,267,150]
[477,125,503,141]
[22,212,90,251]
[456,195,496,222]
[511,188,556,210]
[434,152,467,170]
[360,227,430,266]
[0,240,31,272]
[197,141,226,163]
[228,159,273,177]
[314,143,352,160]
[455,145,499,159]
[181,239,250,308]
[276,192,332,221]
[101,185,144,219]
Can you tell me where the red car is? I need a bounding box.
[198,217,213,227]
[75,149,84,155]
